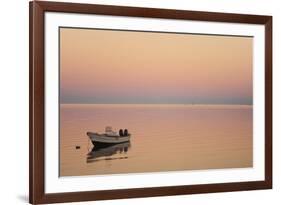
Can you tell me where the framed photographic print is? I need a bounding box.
[29,1,272,204]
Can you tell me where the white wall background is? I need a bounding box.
[0,0,279,204]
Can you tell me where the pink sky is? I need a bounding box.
[60,28,253,104]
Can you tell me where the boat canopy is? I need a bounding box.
[105,126,112,133]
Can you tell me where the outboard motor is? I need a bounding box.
[124,129,128,136]
[119,129,124,136]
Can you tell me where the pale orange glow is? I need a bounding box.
[60,28,253,104]
[60,104,253,176]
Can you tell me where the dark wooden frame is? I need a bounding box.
[29,1,272,204]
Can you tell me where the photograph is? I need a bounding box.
[59,27,253,177]
[29,1,272,203]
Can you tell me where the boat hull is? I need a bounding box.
[87,132,130,147]
[92,141,130,149]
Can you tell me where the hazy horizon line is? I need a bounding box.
[60,103,253,106]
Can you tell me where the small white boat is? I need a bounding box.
[87,126,131,147]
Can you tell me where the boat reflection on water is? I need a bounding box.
[87,142,131,163]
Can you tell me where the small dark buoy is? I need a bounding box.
[75,146,80,149]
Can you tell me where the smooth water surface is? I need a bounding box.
[60,104,252,176]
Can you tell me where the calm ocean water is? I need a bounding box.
[60,104,253,176]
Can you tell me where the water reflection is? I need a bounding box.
[61,104,253,176]
[87,142,131,163]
